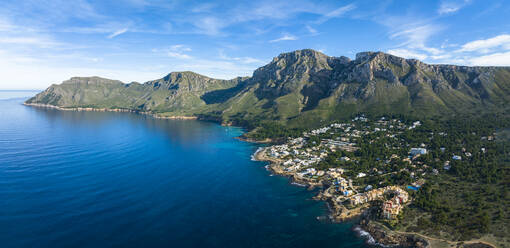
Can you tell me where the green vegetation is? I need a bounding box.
[27,50,510,137]
[395,115,510,242]
[26,50,510,243]
[263,112,509,244]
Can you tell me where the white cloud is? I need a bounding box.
[218,50,265,64]
[170,45,191,52]
[468,51,510,66]
[305,25,318,35]
[269,34,298,43]
[390,24,443,49]
[0,36,60,47]
[0,49,155,90]
[438,0,471,15]
[0,18,16,31]
[314,4,356,24]
[378,12,454,63]
[386,33,510,67]
[153,45,193,59]
[191,3,216,13]
[457,34,510,53]
[387,49,428,60]
[107,28,128,38]
[184,1,356,36]
[193,17,227,36]
[166,52,192,59]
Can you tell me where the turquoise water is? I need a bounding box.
[0,93,368,247]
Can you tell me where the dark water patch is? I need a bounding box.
[0,97,368,248]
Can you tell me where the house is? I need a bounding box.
[443,161,451,170]
[410,148,427,156]
[357,172,367,178]
[340,156,350,161]
[283,160,293,166]
[452,155,462,160]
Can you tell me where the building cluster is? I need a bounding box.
[261,115,487,222]
[382,189,409,219]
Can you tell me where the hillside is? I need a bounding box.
[26,49,510,128]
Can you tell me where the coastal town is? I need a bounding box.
[254,115,489,224]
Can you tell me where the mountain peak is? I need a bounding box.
[26,49,510,123]
[272,49,328,63]
[162,71,211,81]
[355,51,401,62]
[63,76,123,85]
[255,49,332,79]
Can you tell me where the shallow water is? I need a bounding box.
[0,93,368,248]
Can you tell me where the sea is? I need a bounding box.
[0,91,369,248]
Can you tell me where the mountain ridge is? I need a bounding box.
[26,49,510,130]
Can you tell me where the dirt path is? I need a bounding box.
[392,230,497,248]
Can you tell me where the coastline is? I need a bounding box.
[252,147,431,248]
[21,103,499,248]
[23,103,198,120]
[235,136,276,144]
[253,147,370,221]
[252,147,499,248]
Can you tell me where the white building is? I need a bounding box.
[410,148,427,156]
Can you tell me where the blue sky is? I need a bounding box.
[1,0,509,89]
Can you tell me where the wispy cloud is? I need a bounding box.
[305,25,318,35]
[387,48,428,60]
[182,1,356,36]
[269,33,298,43]
[153,45,193,59]
[438,0,471,15]
[191,3,216,13]
[192,17,226,36]
[468,51,510,66]
[386,33,510,67]
[457,34,510,53]
[0,36,59,47]
[107,28,128,38]
[314,4,356,24]
[389,23,444,50]
[218,50,265,64]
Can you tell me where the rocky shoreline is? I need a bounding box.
[235,136,275,144]
[355,220,429,248]
[252,147,430,248]
[23,103,198,120]
[19,105,489,247]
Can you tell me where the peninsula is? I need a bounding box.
[26,49,510,248]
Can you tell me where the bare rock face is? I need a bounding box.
[252,49,334,98]
[27,49,510,123]
[359,220,429,248]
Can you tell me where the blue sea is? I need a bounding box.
[0,91,368,248]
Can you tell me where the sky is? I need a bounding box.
[1,0,509,90]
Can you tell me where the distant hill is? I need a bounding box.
[26,49,510,129]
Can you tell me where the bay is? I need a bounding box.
[0,92,368,248]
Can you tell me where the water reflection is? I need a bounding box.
[25,103,238,148]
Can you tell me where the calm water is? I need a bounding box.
[0,92,368,248]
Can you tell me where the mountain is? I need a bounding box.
[26,72,245,116]
[26,49,510,128]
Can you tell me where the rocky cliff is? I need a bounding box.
[26,49,510,126]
